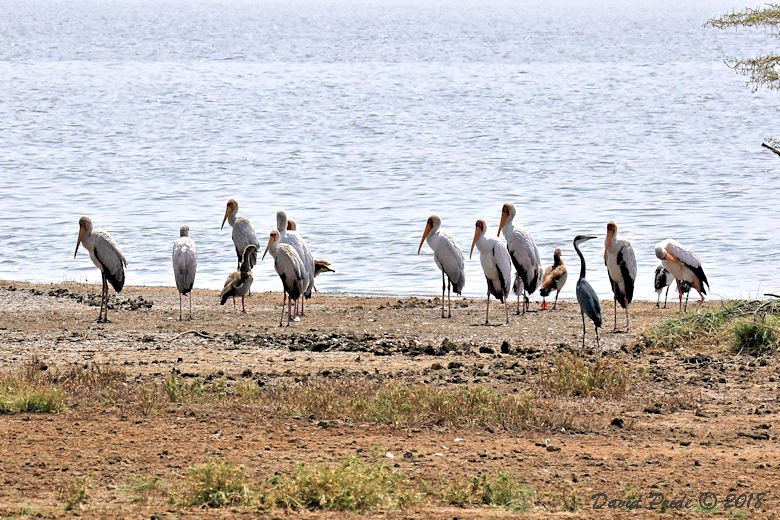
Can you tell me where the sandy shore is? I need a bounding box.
[0,281,777,518]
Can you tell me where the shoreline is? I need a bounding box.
[1,280,778,518]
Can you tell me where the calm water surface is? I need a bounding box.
[1,0,778,301]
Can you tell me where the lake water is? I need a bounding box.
[1,0,778,302]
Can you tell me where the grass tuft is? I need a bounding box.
[258,456,415,512]
[647,300,780,351]
[183,460,252,507]
[545,353,631,398]
[732,317,779,355]
[0,365,67,414]
[59,474,90,511]
[436,472,533,512]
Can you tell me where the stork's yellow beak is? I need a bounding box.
[221,205,231,230]
[498,210,508,237]
[469,226,480,259]
[417,221,432,254]
[262,234,274,261]
[74,226,85,258]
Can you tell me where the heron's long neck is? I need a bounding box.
[575,244,586,280]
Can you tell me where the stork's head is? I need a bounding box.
[655,241,675,262]
[74,216,92,258]
[263,230,281,261]
[498,203,516,236]
[221,199,238,229]
[287,219,297,231]
[470,219,487,259]
[417,215,441,254]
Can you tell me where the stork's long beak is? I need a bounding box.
[74,226,85,258]
[220,206,230,230]
[262,235,274,261]
[469,226,480,259]
[664,252,679,263]
[497,211,508,237]
[417,221,432,254]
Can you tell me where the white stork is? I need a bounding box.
[417,214,465,318]
[604,221,637,331]
[172,225,197,321]
[221,199,259,269]
[654,265,674,308]
[655,239,709,311]
[263,229,306,327]
[470,219,511,325]
[276,211,315,315]
[539,248,567,310]
[74,216,127,323]
[498,202,542,315]
[220,244,256,313]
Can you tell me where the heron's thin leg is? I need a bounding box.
[553,291,559,310]
[581,311,586,349]
[241,295,246,313]
[595,326,601,350]
[179,293,183,321]
[663,285,670,308]
[188,293,192,320]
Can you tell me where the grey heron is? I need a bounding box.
[220,244,256,313]
[574,234,602,349]
[74,216,127,323]
[221,199,259,269]
[498,203,542,315]
[418,215,465,318]
[469,219,512,325]
[604,221,637,331]
[539,248,567,310]
[654,265,674,308]
[654,239,709,311]
[263,229,306,327]
[172,225,197,321]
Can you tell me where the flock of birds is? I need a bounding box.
[415,203,709,348]
[73,200,710,347]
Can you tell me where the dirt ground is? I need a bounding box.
[0,281,777,519]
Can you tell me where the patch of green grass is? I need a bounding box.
[436,472,533,512]
[647,299,780,351]
[0,370,67,414]
[182,460,252,507]
[732,317,779,355]
[265,380,535,431]
[258,456,415,512]
[546,353,631,398]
